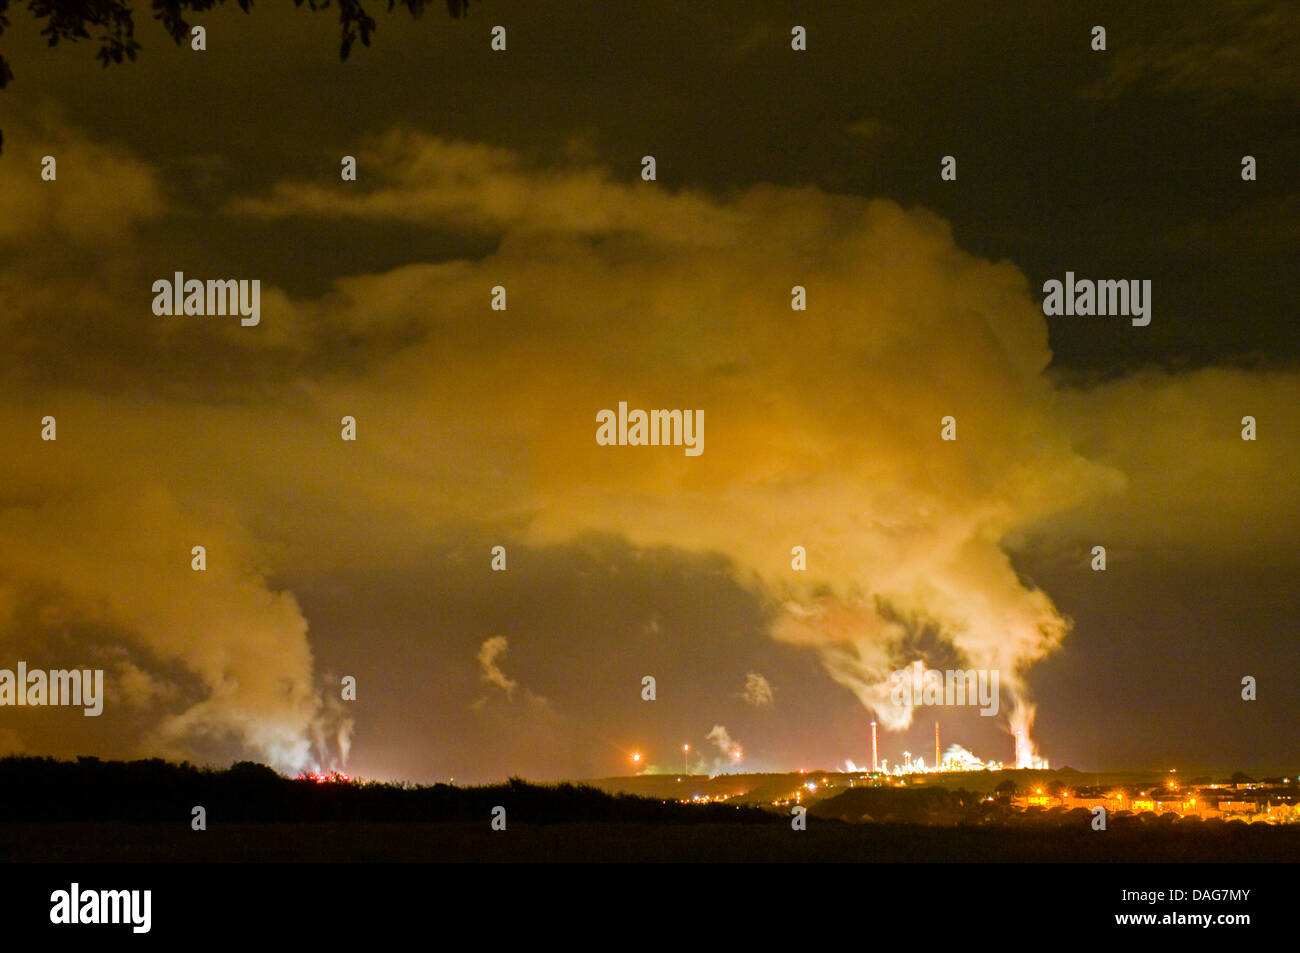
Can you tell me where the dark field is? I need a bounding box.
[3,757,1295,862]
[3,819,1297,862]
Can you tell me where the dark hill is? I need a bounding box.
[0,755,775,825]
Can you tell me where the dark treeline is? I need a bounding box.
[0,756,777,825]
[811,785,980,824]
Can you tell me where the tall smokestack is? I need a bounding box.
[870,720,878,772]
[934,721,940,772]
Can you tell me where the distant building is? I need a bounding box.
[1218,800,1258,813]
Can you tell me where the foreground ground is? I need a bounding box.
[3,819,1297,862]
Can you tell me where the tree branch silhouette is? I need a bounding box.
[0,0,478,153]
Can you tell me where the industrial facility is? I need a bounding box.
[870,721,1049,777]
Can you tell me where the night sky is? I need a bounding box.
[0,0,1295,782]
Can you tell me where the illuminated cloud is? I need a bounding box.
[1044,366,1300,559]
[0,115,166,244]
[1081,0,1300,101]
[228,128,739,246]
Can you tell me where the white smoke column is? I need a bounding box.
[771,585,1065,754]
[943,743,985,769]
[1011,706,1048,768]
[706,724,743,764]
[336,720,353,766]
[314,686,355,771]
[740,672,775,707]
[476,636,518,699]
[0,484,350,774]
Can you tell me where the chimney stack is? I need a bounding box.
[870,720,878,772]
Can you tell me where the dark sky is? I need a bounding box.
[0,0,1295,781]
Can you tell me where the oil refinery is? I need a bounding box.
[862,720,1049,777]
